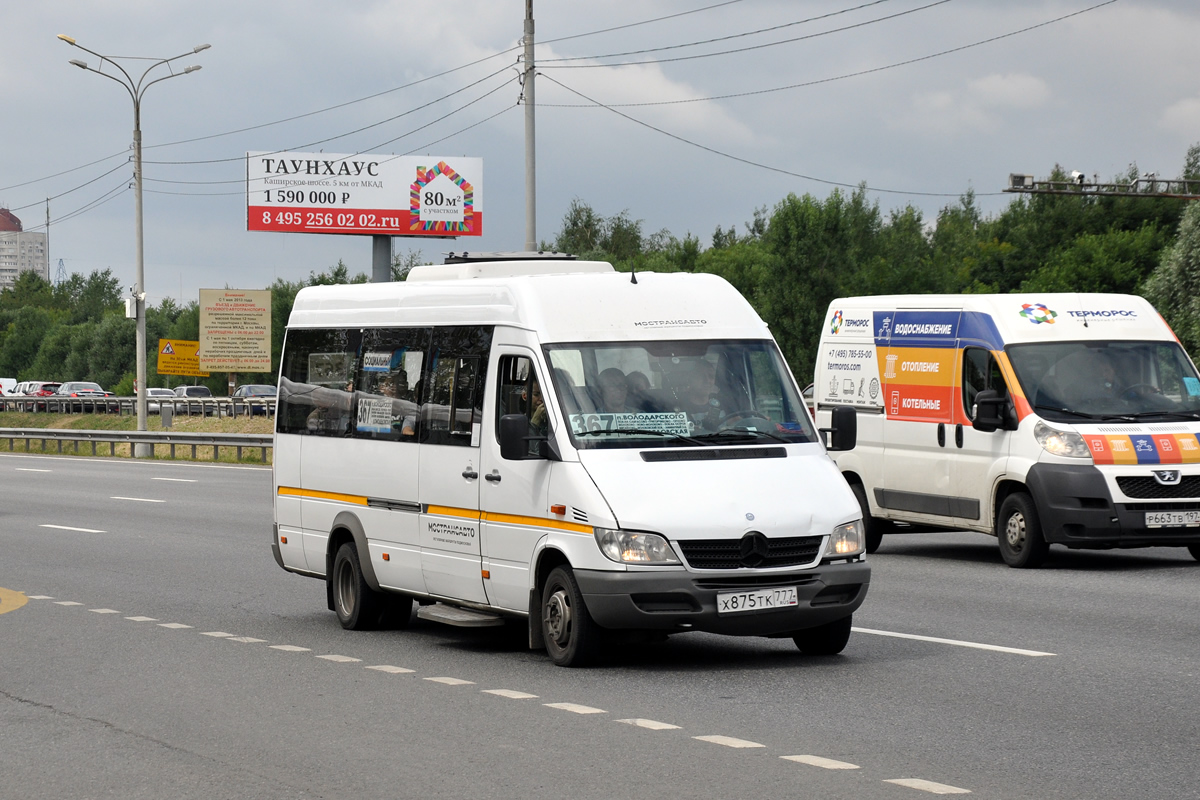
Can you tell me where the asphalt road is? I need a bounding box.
[1,451,1197,800]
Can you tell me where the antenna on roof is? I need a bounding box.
[630,261,637,285]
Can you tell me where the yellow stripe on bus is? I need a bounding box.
[426,505,482,521]
[277,486,368,506]
[483,512,593,534]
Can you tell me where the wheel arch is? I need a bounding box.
[325,511,381,592]
[526,543,571,651]
[992,479,1028,536]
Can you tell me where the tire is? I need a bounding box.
[1188,544,1200,562]
[332,542,384,630]
[793,614,853,655]
[850,482,888,554]
[996,493,1049,568]
[541,565,600,667]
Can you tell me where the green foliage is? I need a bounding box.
[0,306,57,378]
[1145,201,1200,355]
[1021,224,1167,294]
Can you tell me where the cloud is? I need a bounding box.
[1161,95,1200,139]
[891,73,1051,136]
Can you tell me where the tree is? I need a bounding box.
[0,272,55,313]
[1144,201,1200,356]
[0,306,57,379]
[1022,223,1166,294]
[552,199,606,255]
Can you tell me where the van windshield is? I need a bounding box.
[1008,340,1200,421]
[544,340,818,448]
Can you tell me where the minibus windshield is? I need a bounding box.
[544,340,818,448]
[1008,340,1200,421]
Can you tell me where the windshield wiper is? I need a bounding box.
[1120,410,1200,421]
[575,428,706,446]
[691,428,791,444]
[1033,404,1136,422]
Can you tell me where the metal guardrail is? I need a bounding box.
[0,396,275,418]
[0,428,272,462]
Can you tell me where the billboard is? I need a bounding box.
[198,289,272,373]
[157,339,209,377]
[246,151,482,237]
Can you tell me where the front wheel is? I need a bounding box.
[793,615,852,655]
[541,566,600,667]
[332,542,384,630]
[996,493,1049,568]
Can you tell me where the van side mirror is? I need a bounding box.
[821,405,857,452]
[972,389,1015,432]
[499,414,560,461]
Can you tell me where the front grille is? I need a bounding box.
[1121,501,1200,511]
[692,574,820,590]
[1116,476,1200,499]
[676,536,823,570]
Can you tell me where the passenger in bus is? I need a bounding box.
[596,368,633,413]
[626,370,653,412]
[674,360,723,430]
[378,372,416,436]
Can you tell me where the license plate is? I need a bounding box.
[716,586,798,614]
[1144,511,1200,527]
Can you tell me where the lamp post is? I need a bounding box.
[57,35,208,455]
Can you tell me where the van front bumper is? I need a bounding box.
[574,561,869,636]
[1027,463,1200,548]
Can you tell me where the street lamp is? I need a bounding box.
[58,35,208,455]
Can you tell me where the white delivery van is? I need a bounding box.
[816,293,1200,568]
[272,253,868,666]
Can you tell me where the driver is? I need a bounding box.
[676,360,724,431]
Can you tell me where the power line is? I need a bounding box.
[539,0,747,46]
[540,0,1121,108]
[21,177,132,231]
[6,162,129,212]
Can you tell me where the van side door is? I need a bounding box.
[952,344,1013,530]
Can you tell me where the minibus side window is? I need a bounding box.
[353,327,429,442]
[277,328,362,436]
[420,326,493,447]
[496,355,547,433]
[962,347,1008,420]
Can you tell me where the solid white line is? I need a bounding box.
[425,677,474,686]
[483,689,537,699]
[782,755,860,770]
[111,496,165,503]
[617,718,681,731]
[883,778,971,794]
[365,665,414,674]
[694,735,765,749]
[40,524,105,533]
[152,477,197,482]
[16,468,51,472]
[853,627,1055,657]
[0,452,269,471]
[545,702,606,715]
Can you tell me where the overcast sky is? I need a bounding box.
[1,0,1197,307]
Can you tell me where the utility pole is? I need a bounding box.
[523,0,537,252]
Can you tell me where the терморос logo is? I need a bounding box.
[1019,303,1057,324]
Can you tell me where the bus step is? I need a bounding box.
[417,604,506,628]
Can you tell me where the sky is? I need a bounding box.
[1,0,1198,308]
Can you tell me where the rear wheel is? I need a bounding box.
[332,542,384,630]
[1188,544,1200,562]
[996,493,1048,568]
[793,615,853,655]
[850,482,889,554]
[541,565,600,667]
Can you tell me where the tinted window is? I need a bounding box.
[277,328,362,436]
[962,348,1008,420]
[420,326,493,447]
[353,328,428,443]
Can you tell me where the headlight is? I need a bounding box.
[1034,421,1093,459]
[594,528,680,564]
[824,520,864,558]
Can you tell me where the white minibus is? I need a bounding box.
[816,293,1200,567]
[272,254,868,665]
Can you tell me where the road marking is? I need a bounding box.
[0,588,29,614]
[54,601,83,606]
[40,524,106,533]
[89,608,121,614]
[544,702,606,715]
[111,496,165,503]
[425,677,474,686]
[853,627,1055,657]
[782,755,860,770]
[228,636,267,643]
[125,616,158,622]
[158,623,193,629]
[200,631,234,637]
[16,468,51,472]
[883,778,971,794]
[483,689,537,699]
[153,477,197,482]
[316,654,361,663]
[26,595,53,600]
[694,735,765,749]
[617,718,681,730]
[365,665,414,674]
[270,645,312,652]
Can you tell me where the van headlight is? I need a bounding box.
[1034,421,1093,459]
[594,528,680,564]
[824,520,865,558]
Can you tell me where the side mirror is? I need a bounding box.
[500,414,532,460]
[972,389,1015,432]
[821,405,857,452]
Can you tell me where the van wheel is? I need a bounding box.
[996,493,1048,568]
[332,542,383,630]
[1187,544,1200,562]
[850,483,887,554]
[793,615,852,655]
[541,566,600,667]
[378,594,414,629]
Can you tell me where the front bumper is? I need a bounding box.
[575,560,869,636]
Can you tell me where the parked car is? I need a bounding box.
[55,381,112,412]
[231,383,277,416]
[15,381,63,410]
[146,387,175,414]
[174,385,212,398]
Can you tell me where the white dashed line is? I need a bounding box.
[883,778,971,794]
[693,735,765,749]
[54,601,83,606]
[200,631,234,637]
[158,623,193,629]
[617,718,681,730]
[110,496,165,503]
[544,702,606,715]
[228,636,267,643]
[125,616,158,622]
[89,609,120,614]
[270,645,312,652]
[316,654,361,663]
[40,525,105,533]
[152,477,197,482]
[482,689,537,699]
[853,627,1055,657]
[782,755,860,770]
[365,665,414,674]
[425,677,474,686]
[26,595,53,600]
